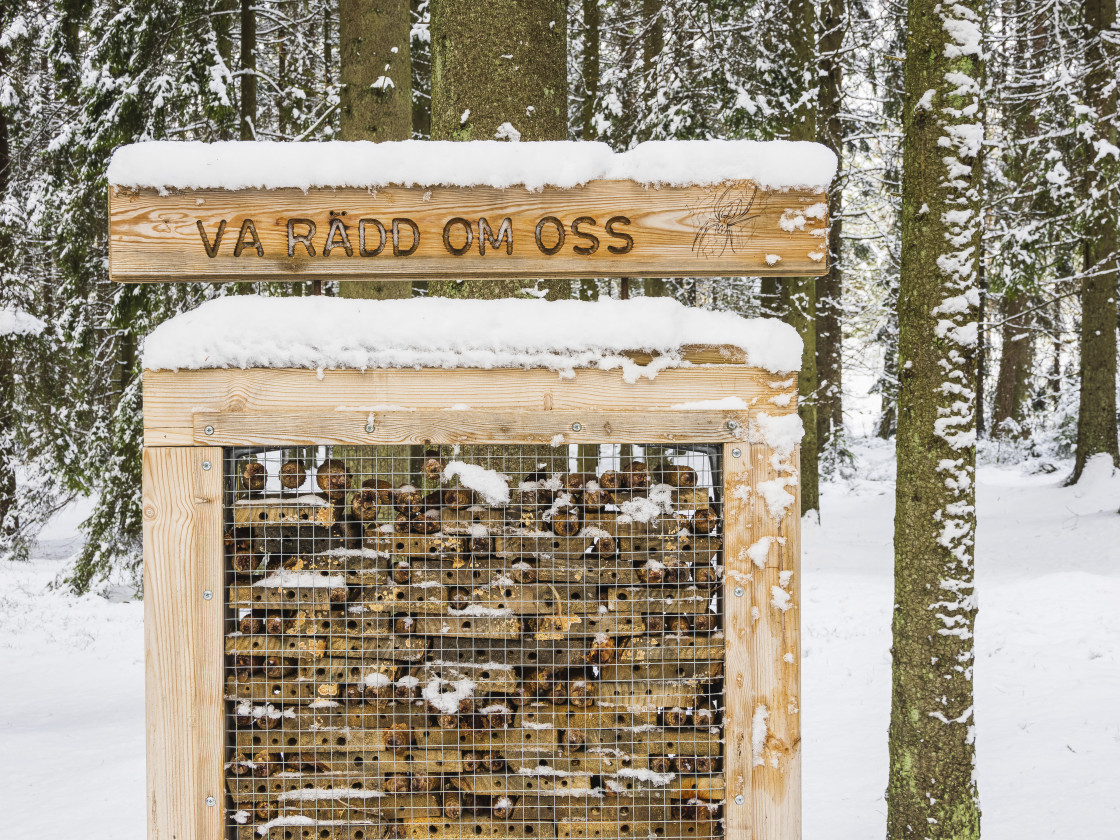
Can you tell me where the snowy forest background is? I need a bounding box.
[0,0,1117,592]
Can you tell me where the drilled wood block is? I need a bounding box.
[299,659,402,685]
[402,817,557,840]
[493,532,594,561]
[606,586,712,615]
[418,663,519,695]
[366,532,464,558]
[594,679,708,710]
[225,677,394,706]
[416,727,553,752]
[236,823,382,840]
[452,773,594,797]
[227,772,391,804]
[228,633,428,662]
[440,508,510,534]
[617,636,724,663]
[359,584,446,614]
[513,705,660,731]
[229,583,339,610]
[585,729,722,757]
[233,495,337,526]
[411,616,522,639]
[599,660,724,682]
[278,791,443,822]
[395,558,518,589]
[532,559,638,586]
[532,613,645,639]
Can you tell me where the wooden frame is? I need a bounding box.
[142,362,801,840]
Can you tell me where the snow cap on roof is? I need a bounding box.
[108,139,837,192]
[141,295,803,378]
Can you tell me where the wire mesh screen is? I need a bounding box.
[223,443,726,840]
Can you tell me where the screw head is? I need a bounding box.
[734,587,745,598]
[203,590,213,601]
[203,425,214,436]
[205,796,216,807]
[365,422,375,433]
[734,795,745,805]
[571,422,582,432]
[731,448,742,459]
[726,420,740,431]
[201,461,212,471]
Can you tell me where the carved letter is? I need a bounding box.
[233,219,264,257]
[197,219,227,258]
[324,217,354,257]
[535,216,565,255]
[605,216,633,255]
[359,219,386,257]
[287,218,317,257]
[392,218,420,256]
[478,217,513,255]
[443,218,474,256]
[570,216,599,256]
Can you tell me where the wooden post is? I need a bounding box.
[143,447,225,840]
[726,443,802,840]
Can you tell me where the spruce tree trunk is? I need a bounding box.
[581,0,600,140]
[887,0,982,835]
[428,0,567,299]
[786,0,820,516]
[239,0,256,139]
[1073,0,1120,481]
[816,0,845,453]
[991,293,1032,438]
[0,69,16,547]
[338,0,412,302]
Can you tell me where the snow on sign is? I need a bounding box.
[107,139,835,283]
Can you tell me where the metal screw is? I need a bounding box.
[735,795,745,805]
[731,448,742,459]
[201,461,212,471]
[203,425,214,436]
[571,422,582,432]
[734,587,745,598]
[203,590,213,601]
[726,420,739,432]
[365,421,375,433]
[206,796,216,807]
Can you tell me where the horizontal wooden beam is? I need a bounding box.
[110,180,829,283]
[143,366,798,446]
[191,409,753,446]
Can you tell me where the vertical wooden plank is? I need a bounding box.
[144,447,224,840]
[722,444,754,840]
[730,443,802,840]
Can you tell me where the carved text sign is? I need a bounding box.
[108,181,828,283]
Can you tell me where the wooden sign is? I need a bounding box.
[108,180,829,283]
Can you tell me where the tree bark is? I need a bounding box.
[887,0,982,835]
[581,0,601,140]
[0,65,16,547]
[991,292,1033,438]
[816,0,845,453]
[239,0,256,140]
[1073,0,1120,481]
[338,0,412,301]
[428,0,567,300]
[786,0,820,516]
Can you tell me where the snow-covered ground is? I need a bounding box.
[1,439,1117,839]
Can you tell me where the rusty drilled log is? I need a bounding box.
[691,509,718,535]
[240,461,266,492]
[279,460,307,490]
[622,461,650,489]
[315,458,350,502]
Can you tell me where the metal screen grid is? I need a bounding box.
[222,443,726,840]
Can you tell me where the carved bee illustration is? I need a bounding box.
[691,182,761,258]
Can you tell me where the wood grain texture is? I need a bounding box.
[192,409,756,446]
[721,444,753,840]
[731,443,802,840]
[143,366,797,445]
[144,447,224,840]
[109,181,829,283]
